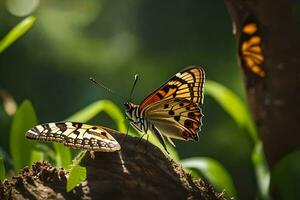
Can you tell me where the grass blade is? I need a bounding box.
[0,16,36,53]
[182,157,237,198]
[252,142,270,200]
[205,80,258,142]
[67,99,126,132]
[10,100,38,170]
[205,80,270,199]
[0,156,5,181]
[30,150,44,164]
[52,143,72,168]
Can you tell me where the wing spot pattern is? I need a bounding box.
[168,110,175,115]
[174,116,180,121]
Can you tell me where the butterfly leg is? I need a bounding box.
[145,134,150,153]
[89,150,95,159]
[151,125,169,154]
[135,132,147,146]
[121,121,130,145]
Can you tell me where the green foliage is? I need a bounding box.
[67,164,87,192]
[0,156,5,181]
[67,99,126,133]
[34,144,56,161]
[52,143,72,169]
[10,100,38,171]
[205,80,270,199]
[30,150,44,164]
[66,151,87,192]
[182,157,237,198]
[0,16,36,53]
[272,149,300,200]
[252,142,270,200]
[205,80,258,142]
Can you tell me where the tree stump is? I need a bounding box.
[0,131,229,200]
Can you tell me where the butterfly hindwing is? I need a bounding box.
[139,66,205,111]
[239,17,265,77]
[26,122,120,152]
[144,98,202,141]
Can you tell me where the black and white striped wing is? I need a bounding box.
[26,122,120,152]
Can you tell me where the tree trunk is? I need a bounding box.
[0,132,229,200]
[224,0,300,168]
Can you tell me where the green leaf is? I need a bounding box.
[67,165,87,192]
[0,16,36,53]
[66,151,87,192]
[52,143,72,168]
[181,157,237,198]
[0,156,5,181]
[34,144,57,161]
[205,80,258,142]
[10,100,38,171]
[30,150,44,164]
[252,142,270,200]
[271,149,300,200]
[67,99,127,133]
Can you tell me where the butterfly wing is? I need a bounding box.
[26,122,120,152]
[144,99,203,141]
[239,17,265,77]
[139,66,205,111]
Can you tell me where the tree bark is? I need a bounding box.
[0,131,229,200]
[224,0,300,168]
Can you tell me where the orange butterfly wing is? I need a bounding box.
[239,17,265,77]
[139,66,205,111]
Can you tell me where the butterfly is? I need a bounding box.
[124,66,205,153]
[26,122,120,152]
[239,17,266,77]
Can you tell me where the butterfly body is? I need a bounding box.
[124,66,205,152]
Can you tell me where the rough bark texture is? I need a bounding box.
[0,131,229,200]
[224,0,300,168]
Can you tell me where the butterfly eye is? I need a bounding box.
[124,102,130,110]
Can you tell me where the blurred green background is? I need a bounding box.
[0,0,257,199]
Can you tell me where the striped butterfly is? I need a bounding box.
[26,122,120,152]
[239,16,265,77]
[124,66,205,153]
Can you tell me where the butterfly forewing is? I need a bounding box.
[124,66,206,152]
[26,122,120,152]
[239,18,265,77]
[144,99,202,141]
[139,66,205,111]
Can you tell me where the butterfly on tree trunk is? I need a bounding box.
[124,66,205,153]
[239,16,265,77]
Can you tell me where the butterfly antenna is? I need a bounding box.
[89,77,126,101]
[121,120,130,145]
[129,74,139,102]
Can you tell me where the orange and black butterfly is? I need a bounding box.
[239,17,265,77]
[124,66,205,153]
